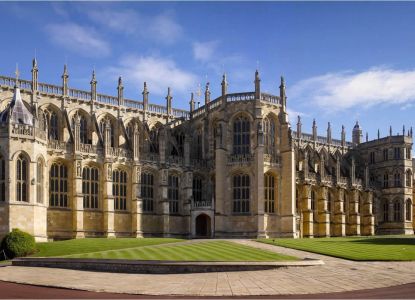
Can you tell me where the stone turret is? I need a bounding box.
[296,115,302,138]
[204,82,210,105]
[62,64,69,97]
[166,87,172,119]
[327,122,332,144]
[117,76,124,107]
[254,70,261,99]
[352,121,362,145]
[312,119,317,141]
[189,92,195,114]
[279,76,286,109]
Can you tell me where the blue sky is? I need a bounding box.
[1,2,415,141]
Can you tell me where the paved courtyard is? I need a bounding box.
[0,240,414,297]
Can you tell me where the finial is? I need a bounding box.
[255,69,260,80]
[63,64,68,76]
[32,57,38,68]
[167,86,171,96]
[205,82,210,91]
[389,125,392,136]
[366,132,368,142]
[313,118,316,126]
[118,76,123,86]
[15,63,20,87]
[90,69,97,84]
[280,76,285,86]
[377,129,380,139]
[222,73,227,83]
[403,125,405,136]
[297,115,301,124]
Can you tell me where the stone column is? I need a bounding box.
[300,184,313,238]
[131,165,143,237]
[103,162,115,237]
[362,191,375,235]
[160,169,170,237]
[347,190,361,236]
[333,188,346,236]
[72,160,84,238]
[214,121,227,236]
[255,120,265,238]
[183,171,192,237]
[317,186,330,237]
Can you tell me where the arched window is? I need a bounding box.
[263,117,275,155]
[82,166,99,209]
[406,170,412,187]
[383,200,389,222]
[0,155,5,202]
[233,116,250,155]
[16,154,28,202]
[113,169,127,210]
[406,199,412,221]
[394,200,402,222]
[49,162,68,207]
[141,172,154,212]
[48,111,59,140]
[168,174,179,213]
[264,173,275,213]
[193,176,203,204]
[80,115,88,144]
[394,173,401,187]
[171,132,185,156]
[100,119,115,147]
[194,129,202,159]
[149,127,159,154]
[383,173,389,188]
[36,159,43,204]
[233,174,250,213]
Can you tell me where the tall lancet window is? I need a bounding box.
[82,166,99,209]
[79,115,89,144]
[16,154,28,202]
[233,116,250,155]
[264,173,275,213]
[263,117,275,155]
[49,162,68,207]
[48,111,59,140]
[113,169,127,210]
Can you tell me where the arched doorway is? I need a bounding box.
[195,214,211,237]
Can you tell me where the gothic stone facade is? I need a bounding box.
[0,61,413,241]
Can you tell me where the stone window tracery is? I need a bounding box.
[16,154,28,202]
[49,162,68,207]
[113,169,127,210]
[233,174,250,213]
[168,174,179,213]
[264,173,275,213]
[233,116,250,155]
[79,115,88,144]
[394,200,401,222]
[263,117,275,155]
[406,199,412,221]
[383,200,389,222]
[394,173,401,187]
[82,166,99,209]
[141,172,154,212]
[193,176,203,203]
[46,111,59,140]
[406,169,412,187]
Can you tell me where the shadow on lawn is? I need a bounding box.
[348,237,415,246]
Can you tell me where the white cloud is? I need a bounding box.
[85,9,182,44]
[45,23,110,57]
[290,67,415,112]
[193,41,219,62]
[105,55,197,96]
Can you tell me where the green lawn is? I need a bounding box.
[62,241,297,261]
[258,236,415,261]
[33,238,183,257]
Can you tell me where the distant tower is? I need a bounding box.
[352,121,362,145]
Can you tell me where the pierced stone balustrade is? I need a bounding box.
[109,147,132,158]
[263,153,280,165]
[79,143,97,154]
[193,200,213,209]
[167,155,184,165]
[228,153,254,165]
